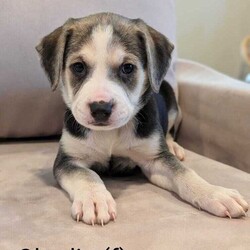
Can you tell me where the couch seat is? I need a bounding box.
[0,141,249,250]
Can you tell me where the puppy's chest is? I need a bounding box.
[85,130,139,175]
[86,128,136,156]
[62,125,135,159]
[62,124,160,170]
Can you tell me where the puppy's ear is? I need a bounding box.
[135,20,174,93]
[36,21,73,91]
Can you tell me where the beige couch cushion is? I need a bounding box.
[0,141,249,249]
[0,0,177,138]
[177,59,250,173]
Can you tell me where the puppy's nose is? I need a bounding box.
[89,101,113,122]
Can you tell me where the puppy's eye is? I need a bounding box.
[71,62,86,74]
[121,63,134,74]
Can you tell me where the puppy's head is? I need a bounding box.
[36,13,173,130]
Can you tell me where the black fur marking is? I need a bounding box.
[53,147,98,183]
[153,80,177,135]
[62,29,73,70]
[109,156,140,177]
[159,80,178,114]
[134,96,160,138]
[53,147,73,180]
[64,108,89,138]
[158,80,179,138]
[154,91,168,135]
[90,162,109,175]
[156,137,186,173]
[135,80,177,138]
[90,157,140,177]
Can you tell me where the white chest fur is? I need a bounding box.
[60,122,160,167]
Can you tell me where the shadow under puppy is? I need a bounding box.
[36,13,248,226]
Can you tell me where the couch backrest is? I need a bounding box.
[0,0,176,138]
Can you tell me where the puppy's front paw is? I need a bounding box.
[194,185,249,218]
[71,189,116,226]
[166,139,185,161]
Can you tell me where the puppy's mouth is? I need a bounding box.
[73,105,132,130]
[90,121,110,126]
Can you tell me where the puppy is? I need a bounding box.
[36,13,248,226]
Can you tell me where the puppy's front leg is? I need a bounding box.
[54,150,116,226]
[139,151,248,218]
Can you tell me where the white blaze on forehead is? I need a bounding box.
[91,25,114,64]
[87,25,115,98]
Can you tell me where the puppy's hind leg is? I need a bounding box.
[166,101,185,161]
[166,134,185,161]
[161,80,185,161]
[54,149,116,226]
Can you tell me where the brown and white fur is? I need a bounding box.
[36,13,248,226]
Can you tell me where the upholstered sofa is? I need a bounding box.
[1,1,249,249]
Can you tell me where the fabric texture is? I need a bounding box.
[0,0,177,138]
[0,141,249,250]
[176,59,250,173]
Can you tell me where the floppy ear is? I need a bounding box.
[136,20,174,93]
[36,22,73,91]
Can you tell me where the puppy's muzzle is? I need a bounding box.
[89,101,113,124]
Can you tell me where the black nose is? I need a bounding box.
[89,101,113,123]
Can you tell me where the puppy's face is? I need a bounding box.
[36,13,174,130]
[64,24,146,130]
